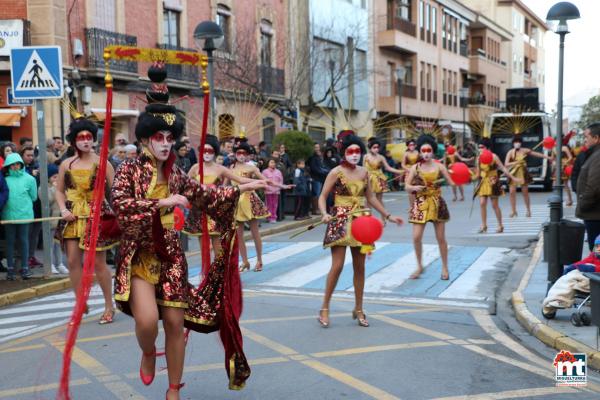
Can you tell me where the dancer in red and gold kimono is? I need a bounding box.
[318,134,403,328]
[55,118,118,325]
[112,104,266,399]
[184,134,256,258]
[405,135,455,280]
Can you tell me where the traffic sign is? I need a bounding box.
[9,46,63,99]
[6,88,33,106]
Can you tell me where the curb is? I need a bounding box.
[511,235,600,370]
[0,217,319,308]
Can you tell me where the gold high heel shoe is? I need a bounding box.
[509,211,517,218]
[318,309,329,328]
[496,225,504,233]
[477,226,487,234]
[352,310,369,327]
[239,261,250,272]
[254,262,263,272]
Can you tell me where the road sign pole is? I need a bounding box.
[35,99,52,277]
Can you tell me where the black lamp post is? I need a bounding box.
[194,21,224,134]
[324,48,337,139]
[459,87,469,147]
[545,1,580,286]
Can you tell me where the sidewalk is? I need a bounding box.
[512,235,600,370]
[0,215,319,308]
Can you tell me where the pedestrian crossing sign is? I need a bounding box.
[9,46,63,99]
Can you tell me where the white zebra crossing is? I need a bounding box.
[467,204,549,237]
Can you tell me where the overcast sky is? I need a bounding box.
[524,0,599,112]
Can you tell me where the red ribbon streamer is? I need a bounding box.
[199,88,210,278]
[57,86,113,399]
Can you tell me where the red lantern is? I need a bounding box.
[543,136,556,150]
[351,215,383,248]
[174,207,185,231]
[446,145,456,155]
[479,149,493,165]
[450,162,471,185]
[565,165,573,177]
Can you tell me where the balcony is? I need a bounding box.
[460,41,468,57]
[157,44,199,84]
[259,65,285,96]
[377,14,420,55]
[377,81,417,99]
[85,28,137,76]
[469,52,507,79]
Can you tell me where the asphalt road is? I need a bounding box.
[1,185,597,400]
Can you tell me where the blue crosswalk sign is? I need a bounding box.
[10,46,63,99]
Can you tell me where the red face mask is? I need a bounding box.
[76,132,93,142]
[150,132,174,143]
[345,148,361,156]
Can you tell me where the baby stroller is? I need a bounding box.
[541,236,600,326]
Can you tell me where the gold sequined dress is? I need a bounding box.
[183,174,221,237]
[508,151,533,187]
[232,169,270,222]
[323,171,367,248]
[54,165,118,251]
[365,157,389,193]
[408,166,450,224]
[477,162,503,197]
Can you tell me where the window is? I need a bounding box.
[419,1,424,28]
[519,57,523,75]
[404,61,413,85]
[163,8,180,46]
[355,49,367,81]
[260,19,273,66]
[431,7,436,34]
[441,13,446,48]
[420,61,425,88]
[396,0,411,20]
[432,65,437,92]
[513,52,517,72]
[216,4,231,51]
[425,4,430,31]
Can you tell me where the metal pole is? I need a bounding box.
[547,31,566,287]
[35,99,52,277]
[397,78,403,117]
[206,47,216,135]
[330,62,335,138]
[462,102,466,147]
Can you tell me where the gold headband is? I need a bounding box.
[150,112,176,126]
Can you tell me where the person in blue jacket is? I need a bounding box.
[2,153,37,280]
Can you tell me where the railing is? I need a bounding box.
[157,44,199,83]
[387,16,416,37]
[259,65,285,95]
[86,28,137,74]
[377,81,416,99]
[468,96,486,105]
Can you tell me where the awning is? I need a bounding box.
[448,121,471,135]
[0,108,22,127]
[91,108,140,121]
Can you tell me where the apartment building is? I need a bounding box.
[289,0,372,142]
[461,0,548,108]
[374,0,483,142]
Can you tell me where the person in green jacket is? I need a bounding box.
[2,153,37,280]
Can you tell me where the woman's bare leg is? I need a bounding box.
[350,247,366,312]
[479,197,488,231]
[130,277,159,379]
[162,306,185,400]
[65,240,82,296]
[236,225,248,265]
[93,251,114,314]
[410,223,426,278]
[458,185,464,201]
[433,222,449,278]
[522,185,531,216]
[320,246,347,324]
[509,185,517,216]
[491,197,503,230]
[249,219,263,265]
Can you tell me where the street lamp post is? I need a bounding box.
[324,48,337,139]
[194,21,224,135]
[459,87,469,147]
[545,1,580,286]
[395,66,407,117]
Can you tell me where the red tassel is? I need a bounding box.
[57,86,114,400]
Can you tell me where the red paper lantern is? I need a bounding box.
[543,136,556,150]
[450,162,471,185]
[351,215,383,245]
[565,165,573,177]
[446,145,456,155]
[174,207,185,231]
[479,149,493,165]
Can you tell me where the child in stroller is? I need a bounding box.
[542,235,600,326]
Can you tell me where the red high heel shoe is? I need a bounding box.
[139,346,156,386]
[166,383,185,400]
